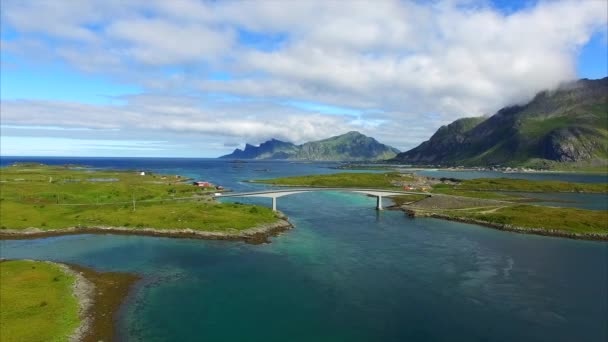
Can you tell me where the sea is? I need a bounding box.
[1,156,606,341]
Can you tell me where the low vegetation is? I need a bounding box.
[452,178,607,193]
[390,194,429,206]
[0,163,280,234]
[254,172,413,189]
[0,260,80,342]
[442,205,608,236]
[254,171,607,238]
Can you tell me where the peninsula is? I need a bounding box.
[0,259,138,342]
[0,163,291,243]
[253,172,608,240]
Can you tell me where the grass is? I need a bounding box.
[254,171,607,237]
[0,164,280,233]
[452,178,607,193]
[0,163,206,205]
[0,260,80,342]
[254,172,412,189]
[0,201,278,232]
[444,205,608,235]
[430,185,531,201]
[390,194,429,206]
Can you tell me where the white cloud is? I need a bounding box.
[1,0,607,156]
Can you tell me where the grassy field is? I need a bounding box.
[443,205,608,235]
[255,172,606,198]
[0,163,280,233]
[429,187,532,201]
[254,172,413,188]
[449,178,607,193]
[390,194,429,206]
[0,260,80,342]
[253,171,607,238]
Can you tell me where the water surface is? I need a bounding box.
[1,157,606,341]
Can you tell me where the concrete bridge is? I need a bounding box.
[214,188,431,211]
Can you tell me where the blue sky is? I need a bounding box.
[1,0,606,157]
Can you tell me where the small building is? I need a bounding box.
[193,181,212,187]
[215,185,224,190]
[139,171,146,176]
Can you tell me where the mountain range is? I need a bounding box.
[220,131,400,161]
[392,77,608,168]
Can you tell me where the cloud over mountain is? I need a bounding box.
[1,0,606,156]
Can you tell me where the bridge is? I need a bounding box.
[214,188,432,211]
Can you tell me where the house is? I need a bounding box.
[139,171,146,176]
[193,181,212,187]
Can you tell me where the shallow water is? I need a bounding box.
[1,157,606,341]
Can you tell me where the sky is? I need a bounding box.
[1,0,607,158]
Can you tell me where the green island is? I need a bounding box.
[0,163,290,242]
[0,259,138,342]
[252,172,415,189]
[254,172,608,239]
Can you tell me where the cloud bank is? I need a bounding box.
[1,0,606,156]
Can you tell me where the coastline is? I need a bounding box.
[400,207,608,241]
[0,215,293,244]
[65,263,140,342]
[0,260,139,342]
[55,263,94,342]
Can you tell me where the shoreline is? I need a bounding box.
[0,216,293,244]
[1,260,139,342]
[400,207,608,241]
[65,263,140,342]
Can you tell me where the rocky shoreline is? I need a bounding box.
[2,260,139,342]
[55,263,94,342]
[0,214,293,244]
[66,264,140,342]
[402,208,608,241]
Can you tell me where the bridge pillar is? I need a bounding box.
[272,196,277,212]
[376,195,383,210]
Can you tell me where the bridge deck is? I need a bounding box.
[216,187,431,198]
[216,187,431,211]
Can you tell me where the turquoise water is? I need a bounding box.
[0,157,607,341]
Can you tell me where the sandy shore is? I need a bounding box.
[0,216,293,244]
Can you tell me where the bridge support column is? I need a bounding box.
[376,195,383,210]
[272,196,277,212]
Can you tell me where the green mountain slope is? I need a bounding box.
[220,131,400,161]
[392,77,608,168]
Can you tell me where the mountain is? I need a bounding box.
[223,139,299,159]
[220,131,400,161]
[392,77,608,168]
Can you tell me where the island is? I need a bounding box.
[0,259,138,342]
[0,163,291,243]
[252,172,608,240]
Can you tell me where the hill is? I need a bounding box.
[220,131,400,161]
[392,77,608,169]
